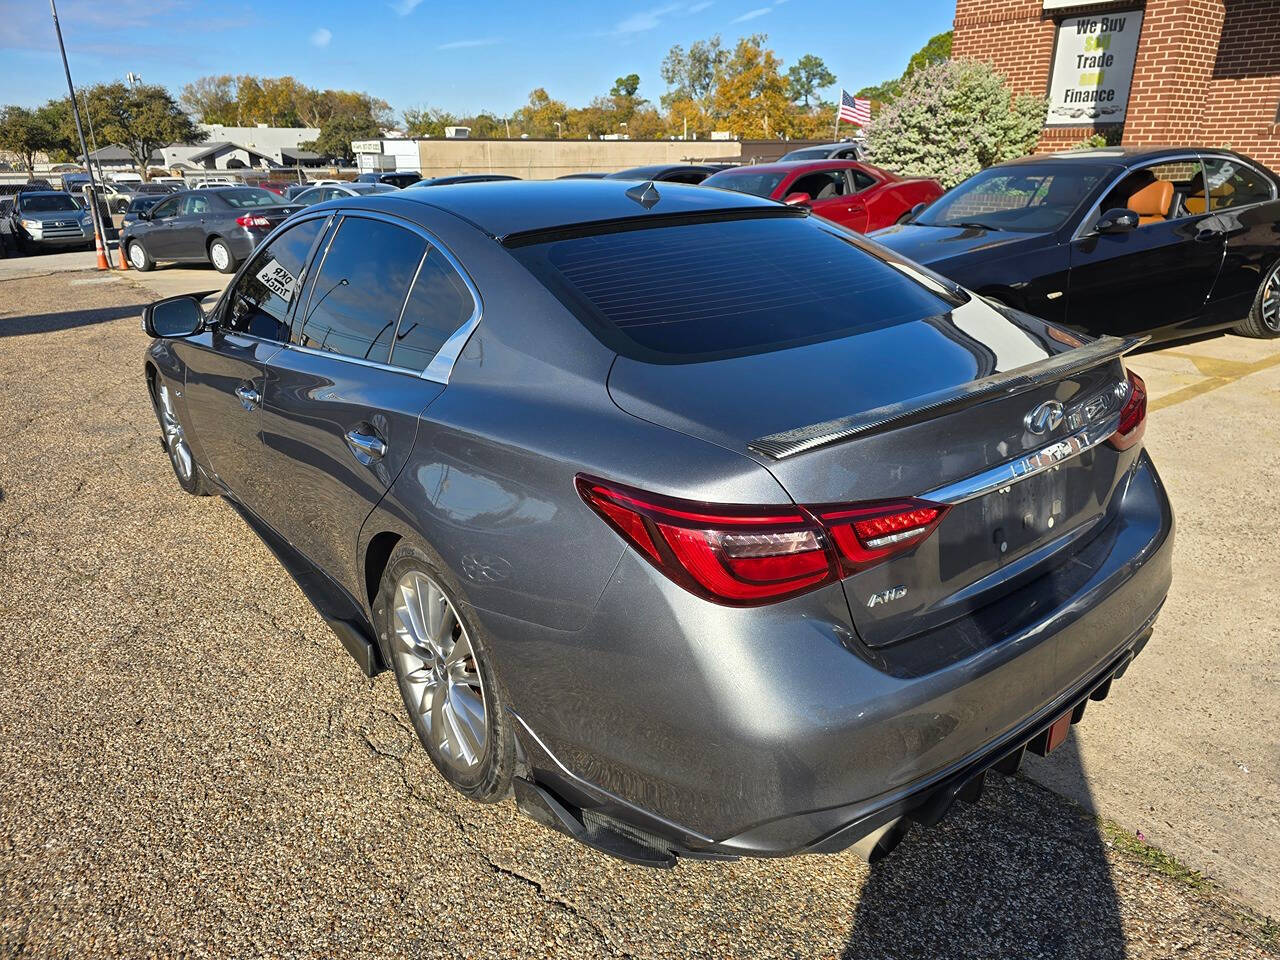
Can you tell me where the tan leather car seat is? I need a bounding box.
[1128,180,1174,225]
[1184,172,1206,215]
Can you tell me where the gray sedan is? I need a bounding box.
[291,182,398,206]
[122,187,302,274]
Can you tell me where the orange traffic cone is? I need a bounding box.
[116,238,128,270]
[93,229,109,271]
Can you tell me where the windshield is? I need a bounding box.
[703,171,787,198]
[915,163,1111,232]
[781,147,829,162]
[18,194,79,213]
[129,196,163,211]
[218,187,283,209]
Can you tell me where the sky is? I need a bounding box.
[0,0,954,120]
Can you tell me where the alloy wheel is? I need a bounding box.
[1263,263,1280,332]
[391,570,489,772]
[157,383,193,481]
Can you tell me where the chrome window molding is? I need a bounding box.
[1072,152,1278,242]
[213,205,483,386]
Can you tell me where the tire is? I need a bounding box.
[208,237,237,274]
[1233,258,1280,339]
[152,378,213,495]
[375,543,515,802]
[128,239,154,272]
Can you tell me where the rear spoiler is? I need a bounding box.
[748,334,1147,461]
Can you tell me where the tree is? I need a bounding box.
[864,59,1046,187]
[512,88,568,138]
[712,35,789,139]
[403,106,458,138]
[84,82,205,179]
[786,54,835,108]
[0,106,54,172]
[905,30,952,80]
[660,36,727,111]
[303,113,380,163]
[610,74,640,99]
[180,75,237,124]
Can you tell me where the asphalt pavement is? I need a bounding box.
[0,266,1276,959]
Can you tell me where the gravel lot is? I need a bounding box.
[1,272,1276,959]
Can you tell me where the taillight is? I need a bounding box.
[576,476,949,607]
[1108,369,1147,451]
[236,214,272,228]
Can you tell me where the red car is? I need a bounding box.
[702,160,944,233]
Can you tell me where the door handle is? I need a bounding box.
[234,384,260,410]
[344,430,386,464]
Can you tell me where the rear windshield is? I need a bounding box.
[510,214,955,362]
[218,187,283,209]
[704,171,786,198]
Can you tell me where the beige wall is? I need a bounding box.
[413,139,743,180]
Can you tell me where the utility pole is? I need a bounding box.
[49,0,110,270]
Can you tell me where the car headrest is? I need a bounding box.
[1128,180,1174,222]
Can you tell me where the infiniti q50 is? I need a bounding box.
[141,180,1173,865]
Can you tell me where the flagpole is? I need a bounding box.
[833,90,841,141]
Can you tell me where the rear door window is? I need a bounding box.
[1200,157,1276,210]
[388,249,476,371]
[292,216,426,363]
[509,213,955,362]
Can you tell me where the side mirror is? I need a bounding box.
[138,209,152,221]
[904,202,926,223]
[1096,207,1139,234]
[143,293,208,338]
[783,192,812,207]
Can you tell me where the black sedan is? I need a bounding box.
[604,163,734,184]
[872,147,1280,341]
[122,187,302,274]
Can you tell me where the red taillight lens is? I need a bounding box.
[818,500,948,575]
[236,214,272,228]
[576,476,948,606]
[1108,370,1147,451]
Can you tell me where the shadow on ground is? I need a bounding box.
[0,300,148,337]
[843,739,1127,959]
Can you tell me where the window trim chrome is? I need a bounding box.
[214,204,483,385]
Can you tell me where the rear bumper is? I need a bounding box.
[492,449,1173,859]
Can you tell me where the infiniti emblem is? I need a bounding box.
[1025,400,1064,435]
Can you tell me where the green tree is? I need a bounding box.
[660,36,727,111]
[905,30,952,79]
[786,54,835,108]
[403,106,458,138]
[303,113,381,163]
[512,88,568,138]
[83,82,206,180]
[0,106,54,172]
[610,74,640,98]
[864,59,1046,187]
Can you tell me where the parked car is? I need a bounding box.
[703,160,944,233]
[121,193,167,228]
[102,181,142,213]
[121,186,302,273]
[188,176,236,190]
[356,171,422,188]
[291,182,399,206]
[406,174,521,188]
[556,172,609,180]
[283,183,315,201]
[604,163,734,184]
[140,179,1171,867]
[871,147,1280,340]
[4,190,93,254]
[244,180,298,196]
[778,139,865,162]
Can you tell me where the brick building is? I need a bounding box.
[952,0,1280,169]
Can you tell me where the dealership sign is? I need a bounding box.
[1046,10,1144,127]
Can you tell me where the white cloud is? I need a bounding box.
[391,0,423,14]
[688,0,713,10]
[436,37,503,50]
[613,3,684,35]
[731,6,771,22]
[309,27,332,47]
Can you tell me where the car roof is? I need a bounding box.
[709,159,869,176]
[604,164,725,179]
[353,178,781,240]
[1003,145,1253,168]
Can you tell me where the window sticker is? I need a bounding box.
[255,258,296,302]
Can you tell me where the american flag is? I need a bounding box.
[838,90,872,127]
